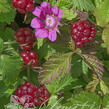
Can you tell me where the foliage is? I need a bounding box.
[38,52,73,84]
[46,73,75,94]
[70,92,101,109]
[94,0,109,27]
[0,0,16,24]
[0,55,23,84]
[69,0,95,11]
[80,54,104,79]
[0,0,12,13]
[102,25,109,54]
[0,0,109,109]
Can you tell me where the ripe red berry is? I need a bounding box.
[20,51,38,66]
[15,28,35,51]
[34,86,50,106]
[12,82,50,108]
[71,20,96,48]
[12,82,38,108]
[12,0,34,14]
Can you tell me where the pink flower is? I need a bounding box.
[30,1,63,42]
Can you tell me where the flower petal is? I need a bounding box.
[48,29,57,42]
[31,17,44,29]
[35,28,49,38]
[52,6,59,16]
[57,9,63,21]
[41,1,48,8]
[32,7,45,19]
[41,2,52,14]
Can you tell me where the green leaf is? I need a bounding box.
[45,0,57,7]
[94,0,103,7]
[47,93,100,109]
[0,37,3,52]
[71,54,83,77]
[82,60,89,75]
[102,25,109,54]
[0,0,11,13]
[0,9,16,24]
[0,81,15,97]
[46,0,95,11]
[0,0,16,24]
[0,27,18,56]
[62,7,77,20]
[48,95,58,106]
[38,42,56,62]
[0,96,10,109]
[71,92,101,109]
[37,38,44,49]
[103,94,109,108]
[46,74,76,94]
[57,0,72,8]
[80,54,104,79]
[0,23,7,37]
[38,52,73,85]
[0,55,23,84]
[71,0,95,11]
[4,28,15,41]
[100,80,109,95]
[86,74,99,92]
[29,70,39,86]
[94,0,109,26]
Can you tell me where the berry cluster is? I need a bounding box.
[20,51,38,66]
[15,27,38,66]
[71,20,96,48]
[15,28,35,51]
[12,0,34,14]
[12,82,50,108]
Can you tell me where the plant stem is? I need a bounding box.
[93,41,104,44]
[88,18,98,26]
[4,41,17,45]
[27,65,30,81]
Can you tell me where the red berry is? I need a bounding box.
[15,28,35,50]
[34,86,50,106]
[16,0,26,8]
[12,82,50,108]
[26,3,34,12]
[20,51,38,66]
[12,0,34,14]
[13,82,38,108]
[17,8,26,14]
[71,20,96,48]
